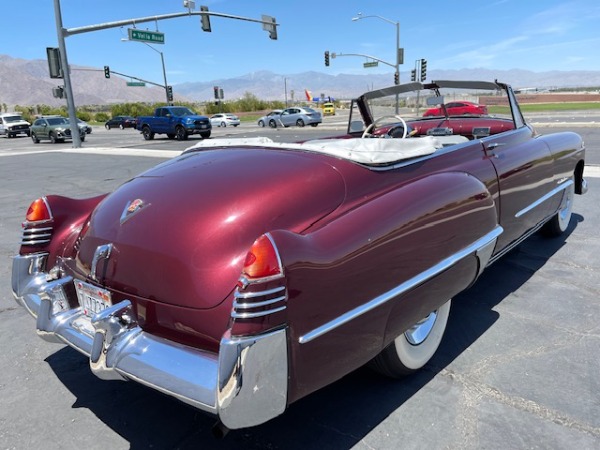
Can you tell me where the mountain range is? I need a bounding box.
[1,54,599,108]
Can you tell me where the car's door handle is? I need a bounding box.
[486,142,505,150]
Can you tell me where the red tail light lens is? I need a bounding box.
[242,234,282,279]
[26,198,52,222]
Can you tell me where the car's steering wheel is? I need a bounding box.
[362,115,408,139]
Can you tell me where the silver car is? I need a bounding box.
[210,113,240,127]
[267,107,322,128]
[257,110,282,127]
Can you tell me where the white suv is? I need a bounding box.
[0,113,31,138]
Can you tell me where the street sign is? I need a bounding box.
[128,28,165,44]
[126,82,146,87]
[363,61,379,68]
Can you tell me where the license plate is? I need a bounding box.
[74,280,111,316]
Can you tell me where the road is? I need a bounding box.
[0,116,598,449]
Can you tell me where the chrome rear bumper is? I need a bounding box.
[12,253,288,429]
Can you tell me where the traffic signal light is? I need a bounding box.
[104,66,110,79]
[411,69,416,82]
[200,5,211,32]
[324,51,330,67]
[420,59,427,81]
[394,72,399,85]
[167,85,173,102]
[213,86,219,99]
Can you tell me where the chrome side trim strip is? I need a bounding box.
[515,179,573,218]
[298,226,503,344]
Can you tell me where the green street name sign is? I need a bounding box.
[363,61,379,68]
[126,81,146,87]
[128,28,165,44]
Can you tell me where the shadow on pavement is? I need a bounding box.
[45,215,581,449]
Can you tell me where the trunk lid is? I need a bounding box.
[74,147,346,309]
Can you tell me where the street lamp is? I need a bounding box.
[121,38,170,104]
[352,12,401,113]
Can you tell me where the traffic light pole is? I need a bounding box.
[52,0,279,148]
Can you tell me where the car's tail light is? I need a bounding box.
[21,197,54,246]
[26,197,52,223]
[232,233,287,336]
[241,234,282,280]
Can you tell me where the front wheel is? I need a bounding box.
[258,120,265,127]
[105,124,110,130]
[175,126,188,141]
[296,119,305,127]
[370,299,451,377]
[220,122,227,127]
[541,178,574,237]
[119,124,124,130]
[50,132,57,144]
[31,132,39,144]
[200,131,211,139]
[269,119,277,128]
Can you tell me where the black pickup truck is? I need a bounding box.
[136,106,212,140]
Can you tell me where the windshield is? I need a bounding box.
[351,82,515,130]
[47,117,68,125]
[4,115,23,123]
[171,107,195,117]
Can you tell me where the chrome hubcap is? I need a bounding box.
[404,311,437,345]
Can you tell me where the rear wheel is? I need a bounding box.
[370,299,451,377]
[541,177,574,237]
[142,126,154,140]
[310,123,319,127]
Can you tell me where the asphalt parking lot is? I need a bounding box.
[0,121,598,449]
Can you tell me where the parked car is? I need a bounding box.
[321,102,336,116]
[0,112,30,138]
[423,100,488,117]
[266,106,322,128]
[12,80,587,431]
[210,113,240,127]
[29,116,86,143]
[105,116,137,130]
[257,109,282,127]
[77,119,92,134]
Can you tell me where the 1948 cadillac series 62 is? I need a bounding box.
[12,80,587,432]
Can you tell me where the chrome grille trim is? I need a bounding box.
[20,226,53,246]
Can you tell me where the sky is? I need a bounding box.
[2,0,599,88]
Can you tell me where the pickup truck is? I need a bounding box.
[136,106,212,140]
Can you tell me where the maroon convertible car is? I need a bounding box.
[12,80,587,433]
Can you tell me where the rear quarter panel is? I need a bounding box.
[272,161,500,403]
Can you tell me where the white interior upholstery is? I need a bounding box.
[187,134,469,165]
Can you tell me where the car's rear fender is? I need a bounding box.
[269,170,500,403]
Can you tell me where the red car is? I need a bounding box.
[12,80,587,432]
[423,100,488,117]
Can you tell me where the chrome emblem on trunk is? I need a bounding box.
[120,199,149,224]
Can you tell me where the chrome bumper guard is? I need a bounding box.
[11,253,288,429]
